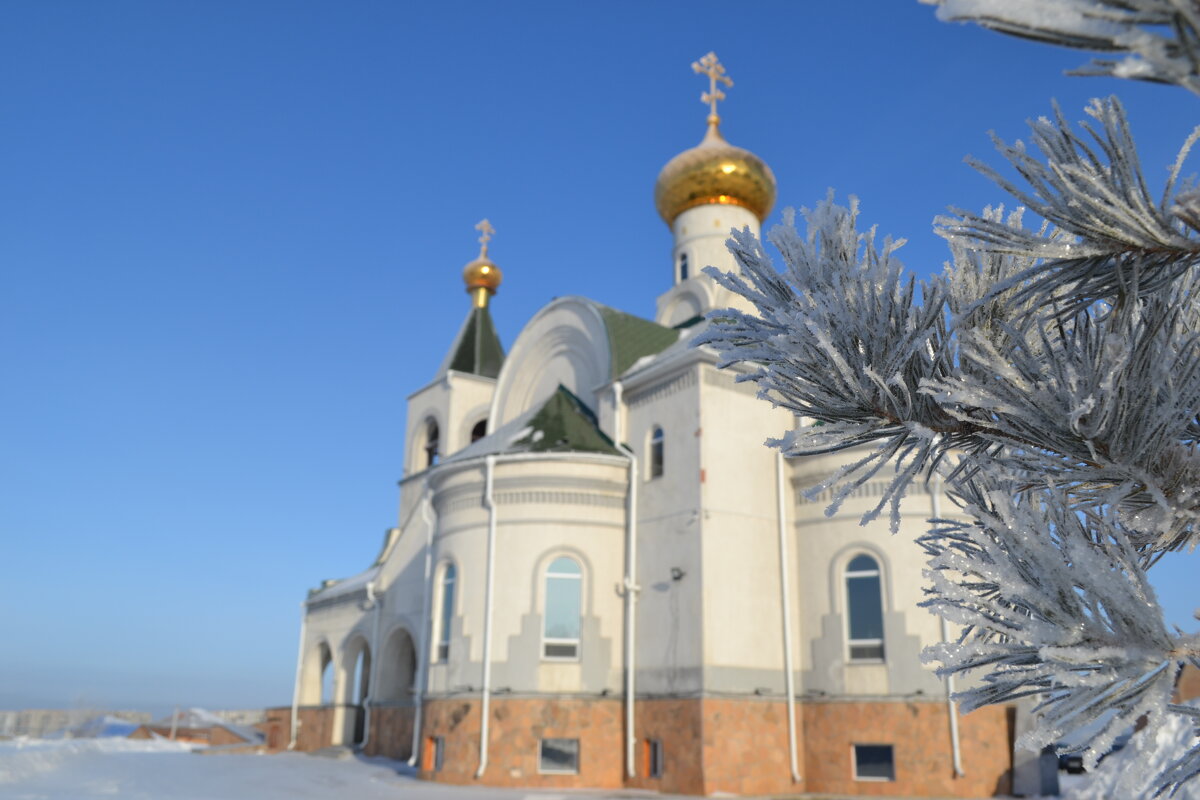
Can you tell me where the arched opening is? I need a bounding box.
[679,252,689,281]
[338,637,372,747]
[648,426,664,479]
[543,556,582,659]
[319,643,334,704]
[377,627,417,701]
[435,563,457,662]
[845,554,885,661]
[424,419,440,467]
[470,419,487,443]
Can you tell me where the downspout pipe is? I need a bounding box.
[932,474,965,778]
[408,494,437,767]
[288,604,306,750]
[475,454,498,779]
[776,451,801,783]
[613,380,640,779]
[360,579,383,751]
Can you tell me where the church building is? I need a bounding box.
[269,54,1014,798]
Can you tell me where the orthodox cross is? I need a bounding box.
[692,52,733,121]
[475,218,495,255]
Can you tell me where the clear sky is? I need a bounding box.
[3,1,1197,715]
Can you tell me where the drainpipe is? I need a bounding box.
[613,380,640,779]
[360,579,384,751]
[288,605,306,749]
[776,451,801,783]
[408,494,437,767]
[475,454,498,778]
[932,474,965,778]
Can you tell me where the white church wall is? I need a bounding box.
[625,364,705,694]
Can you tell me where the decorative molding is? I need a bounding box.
[307,588,368,613]
[627,369,697,407]
[702,367,760,397]
[438,489,624,515]
[795,478,931,506]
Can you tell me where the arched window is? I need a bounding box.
[543,556,582,659]
[648,426,664,479]
[846,554,885,661]
[470,419,487,443]
[435,563,456,662]
[679,252,689,281]
[424,420,440,468]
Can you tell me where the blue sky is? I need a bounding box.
[2,1,1196,715]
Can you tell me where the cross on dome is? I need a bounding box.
[692,52,732,125]
[475,218,495,256]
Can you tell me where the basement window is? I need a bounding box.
[644,738,664,778]
[539,738,580,774]
[853,744,895,781]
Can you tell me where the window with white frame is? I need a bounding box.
[648,426,664,479]
[542,556,582,659]
[853,744,895,781]
[435,562,456,662]
[539,738,580,774]
[845,554,885,661]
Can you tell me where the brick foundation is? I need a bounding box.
[265,696,1011,797]
[364,704,417,760]
[803,701,1013,798]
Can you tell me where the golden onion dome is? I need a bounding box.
[462,219,502,308]
[654,117,776,225]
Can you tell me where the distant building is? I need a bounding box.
[273,54,1013,797]
[0,709,150,739]
[128,708,264,749]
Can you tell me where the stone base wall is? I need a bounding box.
[418,696,623,788]
[802,701,1013,798]
[263,697,1011,797]
[261,706,336,753]
[364,704,416,760]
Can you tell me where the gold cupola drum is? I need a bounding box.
[654,52,776,225]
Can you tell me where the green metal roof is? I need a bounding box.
[511,385,620,455]
[446,306,505,378]
[596,305,678,378]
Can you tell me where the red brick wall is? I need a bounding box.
[699,698,803,795]
[261,706,337,753]
[419,696,623,788]
[365,705,416,760]
[802,701,1012,798]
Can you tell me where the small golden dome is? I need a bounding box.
[654,118,776,225]
[463,255,502,294]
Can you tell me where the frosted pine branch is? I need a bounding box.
[924,0,1200,95]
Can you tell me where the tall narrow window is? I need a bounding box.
[424,420,440,467]
[470,419,487,443]
[649,426,664,479]
[846,554,885,661]
[436,563,456,662]
[678,252,689,281]
[543,556,582,659]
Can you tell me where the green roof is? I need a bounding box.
[446,306,505,378]
[511,385,620,455]
[596,306,678,378]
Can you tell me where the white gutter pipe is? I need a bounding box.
[475,454,498,778]
[776,451,801,783]
[360,579,383,751]
[408,494,437,767]
[288,605,306,750]
[932,474,965,778]
[613,380,640,779]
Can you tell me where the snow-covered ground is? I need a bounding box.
[0,738,547,800]
[6,732,1187,800]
